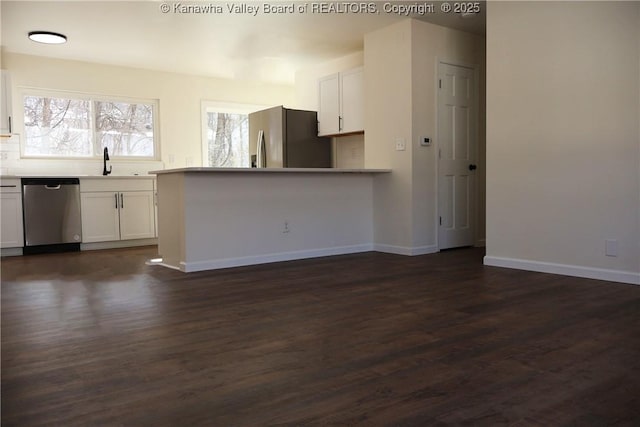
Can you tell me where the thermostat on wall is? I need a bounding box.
[420,136,431,146]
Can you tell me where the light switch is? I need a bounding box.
[420,136,431,147]
[605,239,618,257]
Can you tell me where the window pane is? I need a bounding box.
[207,112,249,167]
[95,101,155,157]
[23,96,91,156]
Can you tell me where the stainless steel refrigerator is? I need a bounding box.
[249,106,331,168]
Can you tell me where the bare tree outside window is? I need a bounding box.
[23,93,157,159]
[95,101,154,157]
[206,112,248,167]
[23,96,91,156]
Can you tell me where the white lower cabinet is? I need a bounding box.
[80,179,156,244]
[1,179,24,248]
[81,192,121,242]
[119,191,156,240]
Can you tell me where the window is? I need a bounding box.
[95,101,155,157]
[201,101,266,168]
[23,91,158,159]
[205,111,248,167]
[23,96,91,156]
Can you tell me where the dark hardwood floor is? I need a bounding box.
[1,247,639,426]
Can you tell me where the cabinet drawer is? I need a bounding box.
[0,178,21,193]
[80,178,154,192]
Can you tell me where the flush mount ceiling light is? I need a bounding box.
[28,31,67,44]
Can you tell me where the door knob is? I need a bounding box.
[468,164,477,171]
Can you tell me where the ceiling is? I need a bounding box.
[1,1,485,85]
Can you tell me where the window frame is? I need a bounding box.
[20,88,161,161]
[200,100,267,168]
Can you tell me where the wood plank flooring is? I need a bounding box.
[1,247,639,426]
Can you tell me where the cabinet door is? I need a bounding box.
[119,191,155,240]
[340,68,364,134]
[318,73,340,136]
[0,193,23,248]
[81,192,120,243]
[1,70,12,135]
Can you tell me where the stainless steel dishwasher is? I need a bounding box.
[22,177,82,254]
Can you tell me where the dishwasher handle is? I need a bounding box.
[45,185,61,190]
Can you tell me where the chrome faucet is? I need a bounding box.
[103,147,112,176]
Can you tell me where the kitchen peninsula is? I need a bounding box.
[150,167,390,272]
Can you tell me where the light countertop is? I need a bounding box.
[149,167,391,175]
[1,175,155,179]
[76,175,155,179]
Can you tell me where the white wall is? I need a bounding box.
[364,20,415,253]
[0,53,294,175]
[410,19,486,249]
[364,19,485,254]
[485,1,640,285]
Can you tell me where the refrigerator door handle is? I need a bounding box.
[256,130,267,168]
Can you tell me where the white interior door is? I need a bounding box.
[438,62,477,250]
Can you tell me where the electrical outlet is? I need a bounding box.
[395,138,406,151]
[605,239,618,257]
[283,221,290,234]
[0,152,8,160]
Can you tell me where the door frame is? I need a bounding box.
[435,58,481,250]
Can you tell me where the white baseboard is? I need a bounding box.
[179,244,375,273]
[373,243,439,256]
[81,238,157,251]
[157,262,182,271]
[2,240,158,257]
[484,256,640,286]
[1,247,23,257]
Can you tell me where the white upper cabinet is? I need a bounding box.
[318,73,340,136]
[1,70,13,136]
[317,67,364,137]
[339,68,364,134]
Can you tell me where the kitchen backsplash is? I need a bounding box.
[334,134,364,169]
[0,134,164,176]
